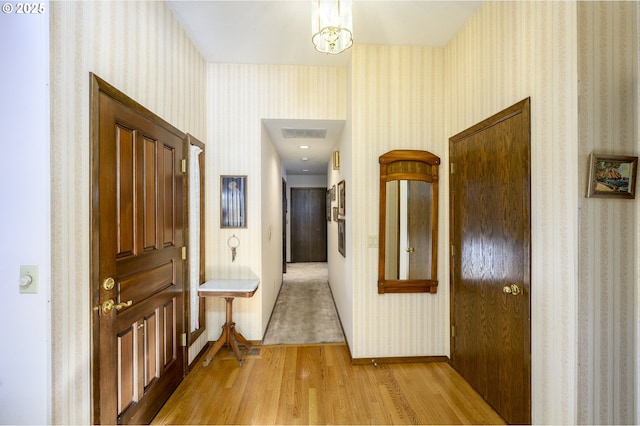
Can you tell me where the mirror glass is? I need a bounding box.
[378,150,439,294]
[384,180,433,280]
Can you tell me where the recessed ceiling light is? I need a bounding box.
[299,145,310,149]
[301,157,309,161]
[302,169,309,172]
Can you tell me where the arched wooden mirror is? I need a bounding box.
[378,150,440,294]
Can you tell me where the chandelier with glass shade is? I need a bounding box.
[311,0,353,54]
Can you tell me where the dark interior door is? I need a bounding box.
[91,75,186,424]
[290,187,327,262]
[449,98,531,424]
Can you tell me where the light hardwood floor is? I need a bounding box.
[152,344,505,425]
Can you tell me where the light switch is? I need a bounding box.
[19,265,39,294]
[367,235,378,248]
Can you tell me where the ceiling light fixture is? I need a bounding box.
[299,145,310,149]
[311,0,353,54]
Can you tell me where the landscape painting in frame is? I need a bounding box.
[587,153,638,199]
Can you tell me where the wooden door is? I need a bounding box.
[290,188,327,262]
[91,75,186,424]
[449,98,531,424]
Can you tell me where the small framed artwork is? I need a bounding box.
[331,184,336,201]
[333,151,340,170]
[587,153,638,199]
[337,180,346,215]
[326,189,331,221]
[333,206,338,221]
[338,218,345,257]
[220,175,247,227]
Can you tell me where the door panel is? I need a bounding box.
[449,98,531,424]
[92,75,186,425]
[291,188,327,262]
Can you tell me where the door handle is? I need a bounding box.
[502,284,521,296]
[405,247,415,253]
[101,299,133,314]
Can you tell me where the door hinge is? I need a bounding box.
[450,162,455,174]
[181,158,187,173]
[451,245,456,256]
[180,333,187,347]
[181,246,187,260]
[451,325,456,338]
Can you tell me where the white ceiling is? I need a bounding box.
[167,0,482,174]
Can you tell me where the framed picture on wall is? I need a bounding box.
[337,180,346,215]
[586,153,638,199]
[220,175,247,227]
[326,189,331,221]
[338,218,345,257]
[333,206,338,222]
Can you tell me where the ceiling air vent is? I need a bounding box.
[281,128,327,139]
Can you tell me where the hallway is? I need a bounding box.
[263,262,344,345]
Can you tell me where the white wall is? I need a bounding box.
[327,90,353,347]
[261,126,284,333]
[0,6,51,424]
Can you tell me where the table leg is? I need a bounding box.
[202,297,251,367]
[202,325,228,367]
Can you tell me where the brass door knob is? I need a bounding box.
[101,299,133,314]
[405,247,415,253]
[502,284,521,296]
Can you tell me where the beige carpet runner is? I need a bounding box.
[263,262,344,345]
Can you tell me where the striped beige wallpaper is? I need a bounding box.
[47,1,639,424]
[349,45,448,358]
[446,2,579,424]
[577,2,638,424]
[50,1,206,423]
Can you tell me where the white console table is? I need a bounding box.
[198,278,259,366]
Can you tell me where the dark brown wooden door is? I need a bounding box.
[290,188,327,262]
[449,98,531,424]
[91,75,186,424]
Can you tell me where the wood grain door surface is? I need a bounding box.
[92,75,186,424]
[449,98,531,424]
[290,188,327,262]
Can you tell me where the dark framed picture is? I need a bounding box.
[331,184,336,201]
[338,218,345,257]
[587,153,638,199]
[220,175,247,227]
[337,180,346,215]
[326,189,331,221]
[333,206,338,222]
